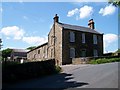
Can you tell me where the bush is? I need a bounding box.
[89,58,120,64]
[2,59,61,83]
[55,65,62,73]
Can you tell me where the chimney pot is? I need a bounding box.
[88,19,95,29]
[53,14,59,23]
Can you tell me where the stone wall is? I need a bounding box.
[72,57,93,64]
[27,43,48,61]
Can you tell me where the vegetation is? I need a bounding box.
[26,46,36,50]
[116,49,120,53]
[2,48,12,61]
[0,38,2,50]
[109,0,120,7]
[3,59,61,83]
[89,57,120,64]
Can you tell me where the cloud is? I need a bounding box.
[0,26,48,46]
[79,5,93,19]
[0,26,25,40]
[99,4,116,16]
[103,34,118,52]
[6,37,10,40]
[67,8,79,17]
[0,8,2,12]
[22,36,48,45]
[67,5,93,19]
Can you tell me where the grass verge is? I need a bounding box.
[88,57,120,64]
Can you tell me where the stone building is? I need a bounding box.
[27,14,103,65]
[11,49,28,63]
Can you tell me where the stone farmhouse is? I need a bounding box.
[27,14,103,65]
[11,49,28,63]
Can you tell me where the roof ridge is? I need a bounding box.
[58,22,102,34]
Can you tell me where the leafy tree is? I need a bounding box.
[0,38,2,50]
[2,48,12,61]
[116,49,120,53]
[27,46,36,50]
[109,0,120,7]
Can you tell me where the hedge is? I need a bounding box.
[2,59,61,83]
[89,58,120,64]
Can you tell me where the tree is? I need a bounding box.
[116,49,120,53]
[2,48,12,61]
[26,46,36,50]
[109,0,120,7]
[0,38,2,50]
[0,39,2,62]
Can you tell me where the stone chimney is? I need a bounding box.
[88,19,95,29]
[53,14,59,23]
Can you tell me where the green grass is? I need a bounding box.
[89,58,120,64]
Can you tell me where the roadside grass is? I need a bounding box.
[88,58,120,64]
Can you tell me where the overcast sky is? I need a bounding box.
[0,1,119,53]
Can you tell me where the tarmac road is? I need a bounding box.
[4,62,119,89]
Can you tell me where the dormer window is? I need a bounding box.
[70,31,75,42]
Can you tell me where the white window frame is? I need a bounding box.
[70,48,75,58]
[93,35,97,44]
[93,49,98,57]
[70,32,75,42]
[82,33,86,43]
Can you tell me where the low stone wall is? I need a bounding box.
[72,57,93,64]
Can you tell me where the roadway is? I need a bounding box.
[4,62,119,89]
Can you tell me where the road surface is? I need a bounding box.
[4,62,119,89]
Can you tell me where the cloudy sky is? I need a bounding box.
[0,1,119,53]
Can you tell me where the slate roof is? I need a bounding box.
[28,42,48,53]
[58,22,102,34]
[12,49,29,53]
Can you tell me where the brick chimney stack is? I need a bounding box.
[53,14,59,23]
[88,19,95,29]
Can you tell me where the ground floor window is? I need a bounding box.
[70,48,75,58]
[51,48,53,58]
[81,50,86,57]
[93,49,98,57]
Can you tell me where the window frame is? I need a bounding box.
[70,31,75,42]
[81,49,86,57]
[70,47,75,58]
[93,34,97,44]
[93,49,98,57]
[82,33,86,43]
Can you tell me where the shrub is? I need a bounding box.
[55,65,62,73]
[89,58,120,64]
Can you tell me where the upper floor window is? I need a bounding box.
[93,49,98,57]
[38,50,40,54]
[82,33,86,43]
[70,32,75,42]
[93,35,97,44]
[70,48,75,58]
